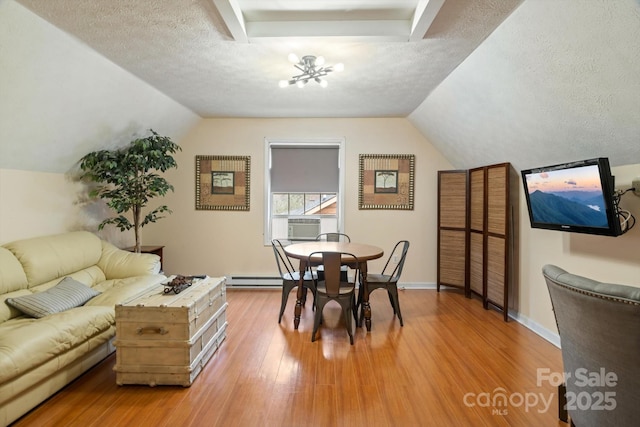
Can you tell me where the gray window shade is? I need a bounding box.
[271,146,339,192]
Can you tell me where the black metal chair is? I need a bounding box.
[310,251,359,345]
[315,233,350,281]
[358,240,409,326]
[315,233,351,243]
[271,239,317,324]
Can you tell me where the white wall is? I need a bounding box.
[0,170,80,242]
[0,0,199,174]
[142,118,453,284]
[409,0,640,172]
[0,0,199,243]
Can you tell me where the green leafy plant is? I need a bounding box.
[79,130,181,252]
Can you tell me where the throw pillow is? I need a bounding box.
[6,277,101,318]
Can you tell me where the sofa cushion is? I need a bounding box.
[86,275,166,307]
[29,266,106,294]
[6,277,100,318]
[0,247,28,294]
[3,231,102,288]
[0,306,114,384]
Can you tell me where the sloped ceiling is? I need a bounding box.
[9,0,640,173]
[409,0,640,171]
[15,0,521,118]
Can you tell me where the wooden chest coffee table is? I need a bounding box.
[113,276,227,387]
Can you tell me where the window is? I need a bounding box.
[264,139,345,244]
[272,193,337,216]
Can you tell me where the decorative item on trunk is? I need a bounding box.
[163,275,206,294]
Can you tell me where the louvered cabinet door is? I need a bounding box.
[468,167,485,298]
[484,163,515,321]
[437,170,468,291]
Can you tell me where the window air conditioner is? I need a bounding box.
[287,218,320,241]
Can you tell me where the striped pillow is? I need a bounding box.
[6,277,100,318]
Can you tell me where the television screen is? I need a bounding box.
[521,158,621,236]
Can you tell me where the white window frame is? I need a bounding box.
[264,138,346,245]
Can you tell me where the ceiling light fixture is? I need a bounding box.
[279,54,344,88]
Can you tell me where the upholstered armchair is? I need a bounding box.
[542,264,640,427]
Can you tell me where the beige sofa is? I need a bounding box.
[0,231,166,425]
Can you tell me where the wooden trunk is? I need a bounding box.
[114,277,227,387]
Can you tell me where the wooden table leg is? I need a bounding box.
[294,259,307,330]
[360,261,372,332]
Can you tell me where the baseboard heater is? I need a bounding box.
[228,276,282,287]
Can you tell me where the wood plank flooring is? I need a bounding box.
[13,288,565,427]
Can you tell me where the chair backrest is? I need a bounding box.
[271,239,295,278]
[381,240,410,282]
[316,233,351,243]
[542,264,640,427]
[309,251,358,296]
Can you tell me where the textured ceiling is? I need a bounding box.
[16,0,522,118]
[409,0,640,171]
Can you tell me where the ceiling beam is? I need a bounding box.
[212,0,248,43]
[409,0,446,42]
[213,0,444,43]
[246,20,410,43]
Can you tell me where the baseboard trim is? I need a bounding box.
[228,276,282,288]
[397,281,439,290]
[509,311,561,348]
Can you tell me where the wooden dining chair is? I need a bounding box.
[310,251,359,345]
[315,233,351,281]
[271,239,317,323]
[358,240,409,327]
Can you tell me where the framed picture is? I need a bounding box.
[359,154,415,210]
[195,155,250,211]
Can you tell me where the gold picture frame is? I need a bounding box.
[359,154,415,210]
[195,155,250,211]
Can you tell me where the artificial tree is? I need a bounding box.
[79,130,181,252]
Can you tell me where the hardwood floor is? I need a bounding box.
[13,288,565,427]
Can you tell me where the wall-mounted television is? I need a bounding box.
[521,157,622,236]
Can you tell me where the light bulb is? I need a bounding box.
[320,79,328,88]
[334,63,344,72]
[288,53,299,64]
[296,80,306,88]
[316,56,325,66]
[278,80,289,88]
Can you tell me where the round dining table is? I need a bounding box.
[284,241,384,332]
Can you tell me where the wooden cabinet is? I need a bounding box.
[437,163,518,321]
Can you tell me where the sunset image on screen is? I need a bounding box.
[524,164,608,227]
[525,165,602,194]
